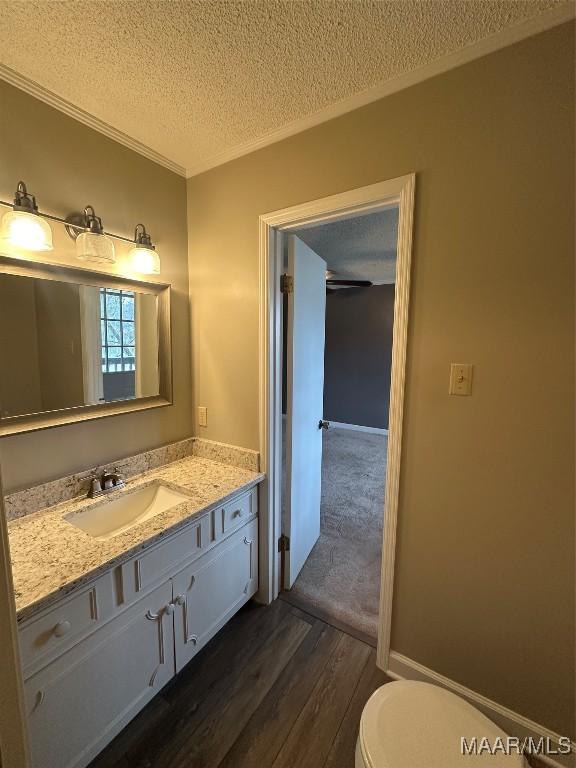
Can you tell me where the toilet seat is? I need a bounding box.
[357,681,528,768]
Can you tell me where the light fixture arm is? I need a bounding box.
[13,181,39,213]
[83,205,105,235]
[134,223,155,249]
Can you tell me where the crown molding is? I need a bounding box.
[186,2,575,177]
[0,2,573,180]
[0,64,186,177]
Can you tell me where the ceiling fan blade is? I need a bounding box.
[326,279,373,288]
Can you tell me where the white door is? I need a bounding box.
[284,234,327,588]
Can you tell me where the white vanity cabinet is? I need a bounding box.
[20,487,258,768]
[172,518,258,672]
[24,581,175,768]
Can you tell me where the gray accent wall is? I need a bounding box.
[323,284,394,429]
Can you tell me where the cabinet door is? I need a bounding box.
[172,519,258,672]
[24,581,175,768]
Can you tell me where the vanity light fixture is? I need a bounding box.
[0,181,161,275]
[128,223,160,274]
[0,181,54,252]
[75,206,116,264]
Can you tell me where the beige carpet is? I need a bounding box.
[284,427,387,642]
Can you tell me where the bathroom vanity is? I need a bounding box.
[8,450,262,768]
[0,237,264,767]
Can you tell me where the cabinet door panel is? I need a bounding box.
[173,519,258,671]
[25,581,174,768]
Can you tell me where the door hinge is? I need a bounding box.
[278,534,290,552]
[280,274,294,294]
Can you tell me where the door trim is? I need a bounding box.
[258,174,415,670]
[0,464,31,767]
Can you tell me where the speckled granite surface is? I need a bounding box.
[4,437,259,522]
[8,455,264,623]
[192,438,259,472]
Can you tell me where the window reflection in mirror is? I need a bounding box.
[0,273,160,419]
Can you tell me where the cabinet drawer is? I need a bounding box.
[218,489,256,538]
[134,513,210,595]
[19,578,109,676]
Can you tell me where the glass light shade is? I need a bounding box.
[0,210,53,252]
[76,231,115,263]
[129,246,160,275]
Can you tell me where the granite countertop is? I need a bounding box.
[8,455,264,623]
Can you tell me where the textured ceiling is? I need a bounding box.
[294,207,398,285]
[0,1,565,175]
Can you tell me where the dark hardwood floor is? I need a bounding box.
[88,598,387,768]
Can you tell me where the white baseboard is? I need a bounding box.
[387,652,575,768]
[327,421,388,435]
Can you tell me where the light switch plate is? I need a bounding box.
[449,363,473,396]
[198,406,208,427]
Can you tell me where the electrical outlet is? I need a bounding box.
[449,363,473,396]
[198,406,208,427]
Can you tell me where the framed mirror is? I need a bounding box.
[0,255,172,436]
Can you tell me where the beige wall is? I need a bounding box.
[0,276,43,417]
[35,281,85,412]
[0,277,86,416]
[187,24,575,736]
[0,80,192,492]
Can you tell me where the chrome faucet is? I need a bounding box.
[88,468,126,498]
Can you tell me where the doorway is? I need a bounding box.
[280,207,398,644]
[258,175,415,670]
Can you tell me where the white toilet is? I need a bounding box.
[356,681,529,767]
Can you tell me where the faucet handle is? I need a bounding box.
[102,472,114,490]
[112,467,125,486]
[89,477,102,497]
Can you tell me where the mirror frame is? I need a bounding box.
[0,255,172,436]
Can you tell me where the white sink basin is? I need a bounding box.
[65,483,191,540]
